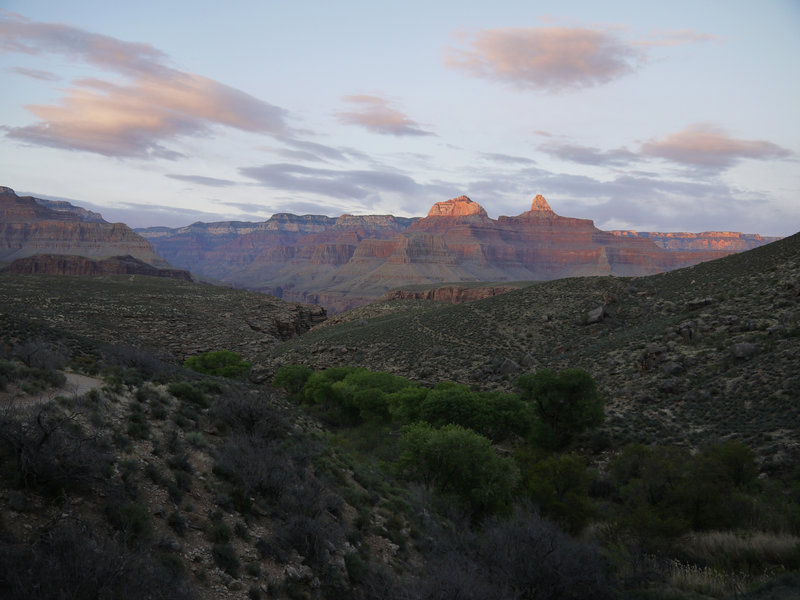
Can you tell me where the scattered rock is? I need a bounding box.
[687,297,714,309]
[637,344,666,371]
[661,361,685,376]
[585,305,605,324]
[732,342,757,359]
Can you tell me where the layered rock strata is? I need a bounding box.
[142,194,776,312]
[0,187,168,267]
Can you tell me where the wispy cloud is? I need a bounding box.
[446,27,644,92]
[336,95,435,136]
[538,141,638,166]
[634,29,720,47]
[481,152,536,165]
[641,123,793,170]
[166,174,238,187]
[240,163,429,200]
[8,66,59,81]
[0,12,290,158]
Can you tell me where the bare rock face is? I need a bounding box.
[140,193,778,313]
[0,187,169,268]
[425,196,488,218]
[611,229,781,252]
[530,194,552,212]
[379,284,519,304]
[1,254,193,280]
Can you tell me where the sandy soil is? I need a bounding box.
[0,371,104,409]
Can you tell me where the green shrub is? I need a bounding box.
[273,364,313,397]
[212,543,239,577]
[516,368,604,449]
[397,422,519,520]
[183,350,251,379]
[516,450,594,533]
[167,381,209,408]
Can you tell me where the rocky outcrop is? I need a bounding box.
[1,254,193,281]
[425,195,488,218]
[610,230,781,252]
[0,187,169,268]
[379,284,519,304]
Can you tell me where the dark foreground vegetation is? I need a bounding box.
[0,310,798,599]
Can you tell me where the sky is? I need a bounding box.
[0,1,798,235]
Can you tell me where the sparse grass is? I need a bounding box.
[676,530,800,573]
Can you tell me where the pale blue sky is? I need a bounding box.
[1,0,798,235]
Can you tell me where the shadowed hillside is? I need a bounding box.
[1,232,798,600]
[269,232,800,457]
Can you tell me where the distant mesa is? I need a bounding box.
[1,254,193,281]
[0,186,179,274]
[2,185,779,313]
[426,195,488,218]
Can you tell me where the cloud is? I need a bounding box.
[446,27,644,92]
[538,142,639,166]
[641,123,793,170]
[336,95,435,136]
[166,174,238,187]
[0,12,290,158]
[481,152,536,165]
[8,66,59,81]
[240,163,431,200]
[634,29,720,47]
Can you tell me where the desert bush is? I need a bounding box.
[167,381,209,408]
[10,338,69,370]
[212,543,239,577]
[183,350,251,379]
[127,404,151,440]
[106,499,153,545]
[270,513,343,569]
[211,390,289,437]
[0,523,193,600]
[409,508,612,600]
[101,343,177,382]
[213,433,295,505]
[516,368,604,449]
[0,405,113,497]
[609,441,762,544]
[516,450,595,533]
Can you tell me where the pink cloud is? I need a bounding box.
[1,11,289,158]
[634,29,720,48]
[446,27,643,92]
[336,95,435,136]
[641,124,793,169]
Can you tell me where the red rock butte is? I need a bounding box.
[426,196,488,218]
[530,194,553,212]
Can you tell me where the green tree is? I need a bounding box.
[183,351,251,379]
[516,449,595,533]
[272,364,313,399]
[397,423,519,519]
[516,368,603,449]
[418,383,534,442]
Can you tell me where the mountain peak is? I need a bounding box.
[530,194,553,212]
[426,196,488,218]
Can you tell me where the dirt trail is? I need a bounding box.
[0,372,104,409]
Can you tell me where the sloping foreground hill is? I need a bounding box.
[269,232,800,458]
[0,275,325,361]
